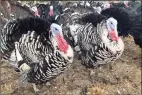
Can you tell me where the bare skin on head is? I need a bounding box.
[106,17,119,42]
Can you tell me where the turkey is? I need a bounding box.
[101,6,142,48]
[58,2,100,48]
[0,1,35,45]
[0,17,74,92]
[102,1,111,10]
[62,1,97,15]
[69,12,124,67]
[0,0,35,21]
[109,1,140,9]
[36,1,63,21]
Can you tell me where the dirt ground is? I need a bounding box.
[1,36,141,95]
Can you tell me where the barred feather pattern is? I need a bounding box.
[0,19,18,59]
[0,17,73,84]
[0,17,51,60]
[11,30,71,84]
[76,20,124,67]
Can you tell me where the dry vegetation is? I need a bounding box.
[1,36,141,95]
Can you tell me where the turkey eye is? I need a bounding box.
[55,28,58,31]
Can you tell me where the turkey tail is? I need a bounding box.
[0,19,19,55]
[131,5,142,48]
[77,12,107,27]
[0,17,51,59]
[0,3,35,56]
[101,7,142,48]
[129,4,142,48]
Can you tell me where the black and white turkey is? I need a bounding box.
[0,17,74,92]
[66,5,142,67]
[0,1,35,43]
[68,12,124,67]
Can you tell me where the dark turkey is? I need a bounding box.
[36,1,63,22]
[101,6,142,48]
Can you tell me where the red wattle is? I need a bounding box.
[49,10,53,16]
[34,11,39,17]
[56,35,69,54]
[109,31,119,41]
